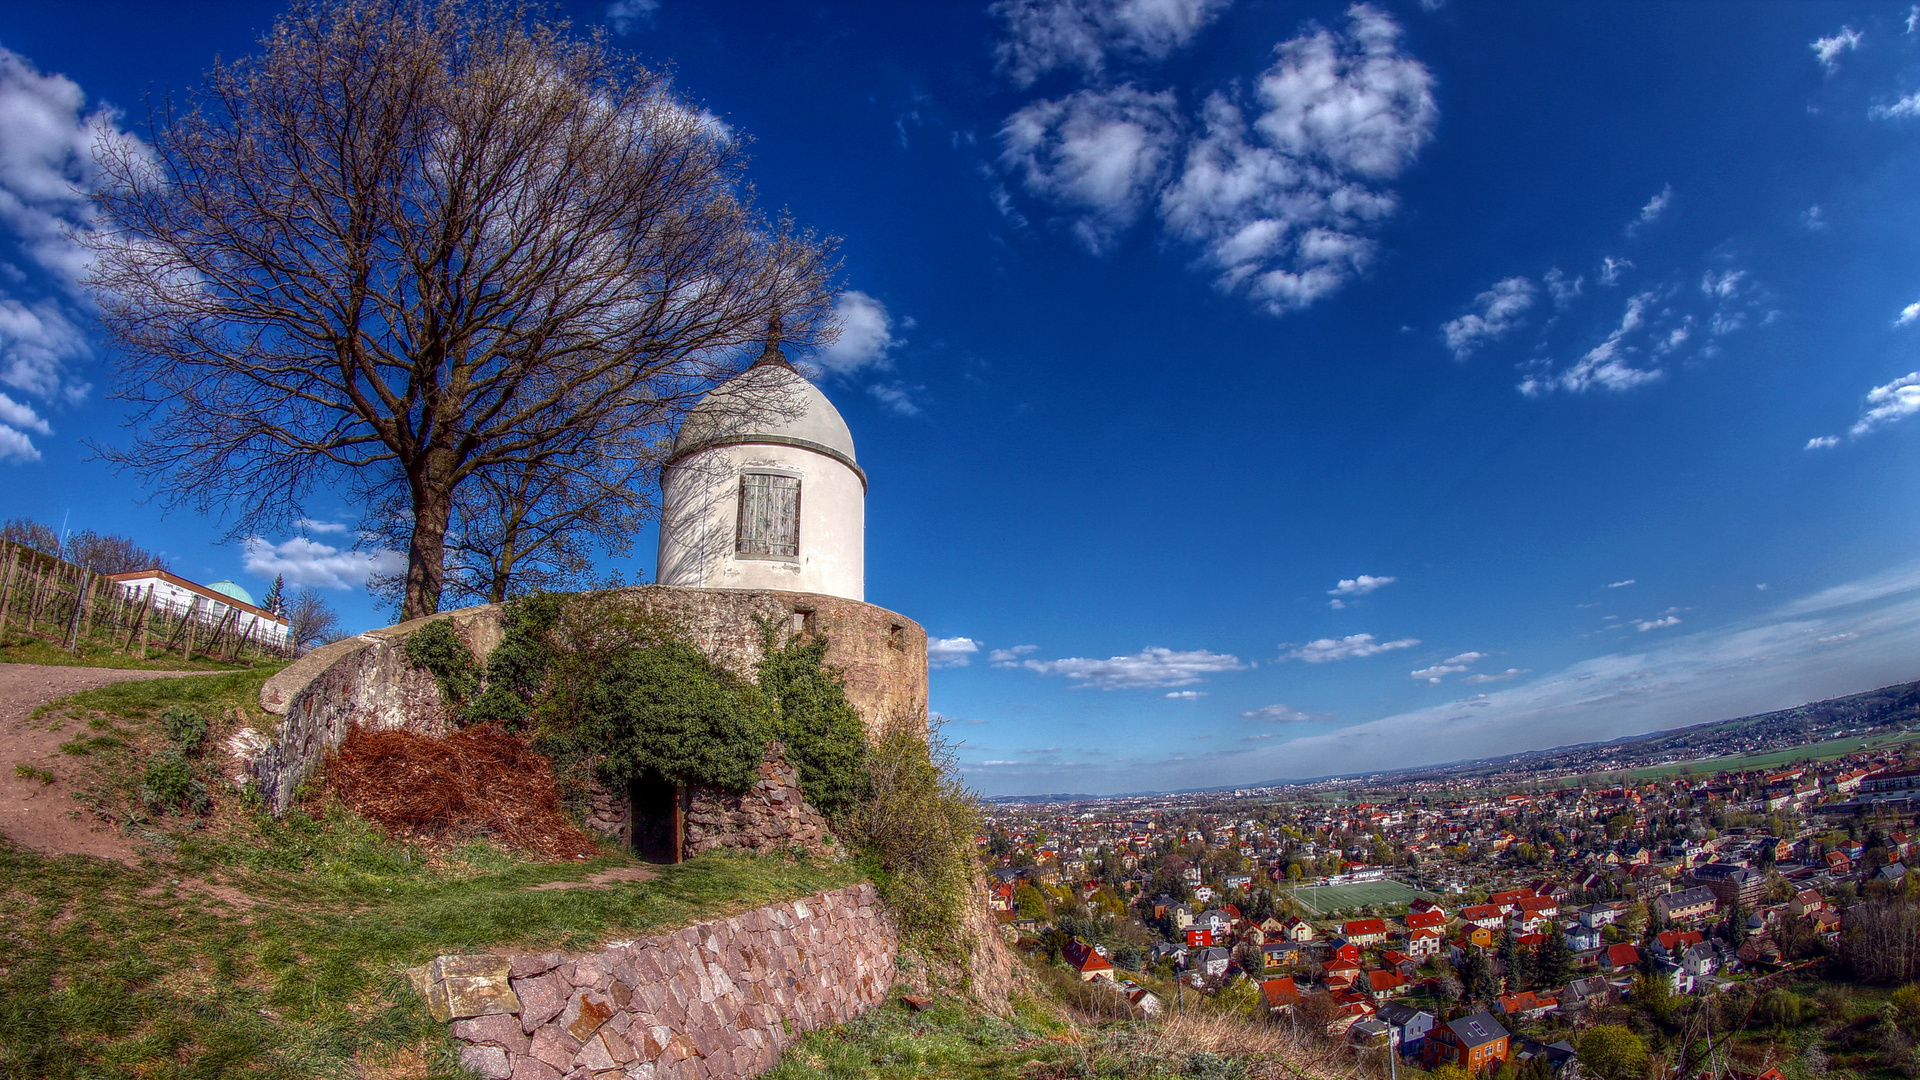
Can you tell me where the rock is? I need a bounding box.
[511,1057,565,1080]
[425,956,522,1022]
[452,1013,531,1056]
[515,971,571,1033]
[459,1044,513,1080]
[563,988,616,1041]
[529,1025,582,1069]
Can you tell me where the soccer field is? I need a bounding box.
[1284,879,1428,914]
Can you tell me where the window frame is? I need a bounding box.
[734,468,802,562]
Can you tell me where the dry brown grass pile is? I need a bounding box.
[322,723,601,859]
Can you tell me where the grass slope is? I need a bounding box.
[0,631,258,671]
[3,667,864,1079]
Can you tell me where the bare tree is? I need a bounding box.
[365,444,648,607]
[84,0,838,619]
[2,518,61,556]
[286,588,343,653]
[64,530,168,574]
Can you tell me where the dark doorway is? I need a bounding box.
[629,773,681,863]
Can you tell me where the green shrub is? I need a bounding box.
[565,641,770,792]
[402,619,480,707]
[847,713,983,960]
[140,752,209,814]
[160,705,209,756]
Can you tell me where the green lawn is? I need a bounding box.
[1282,878,1428,914]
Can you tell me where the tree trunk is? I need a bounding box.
[402,459,457,621]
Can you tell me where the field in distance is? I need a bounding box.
[1281,879,1429,914]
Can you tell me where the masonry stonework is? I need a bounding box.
[247,586,926,814]
[408,883,897,1080]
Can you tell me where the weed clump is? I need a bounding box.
[322,723,600,859]
[141,752,210,814]
[160,705,209,756]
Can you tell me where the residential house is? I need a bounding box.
[1344,918,1388,945]
[1405,908,1448,931]
[1261,977,1301,1014]
[1788,888,1825,918]
[1512,1039,1580,1078]
[1423,1011,1511,1074]
[1655,886,1718,923]
[1366,969,1412,1000]
[1378,1002,1436,1051]
[1281,916,1316,941]
[1688,863,1766,909]
[1407,927,1444,960]
[1496,990,1559,1021]
[1559,975,1616,1014]
[1190,946,1231,980]
[1603,943,1642,973]
[1262,941,1303,971]
[1062,939,1116,982]
[1460,904,1504,930]
[1565,924,1602,952]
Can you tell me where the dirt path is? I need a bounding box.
[0,663,202,864]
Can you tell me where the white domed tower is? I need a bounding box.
[656,337,866,600]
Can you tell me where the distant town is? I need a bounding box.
[982,678,1920,1077]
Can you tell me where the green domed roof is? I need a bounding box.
[207,580,257,606]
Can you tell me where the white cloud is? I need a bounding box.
[1286,633,1419,662]
[1460,668,1526,684]
[1600,256,1632,286]
[1873,93,1920,120]
[1627,184,1672,234]
[1802,205,1828,231]
[928,636,982,668]
[1634,615,1682,632]
[1022,645,1246,688]
[1000,86,1183,253]
[815,290,897,375]
[1819,632,1859,643]
[1441,277,1535,358]
[0,48,145,454]
[1811,26,1863,72]
[1163,690,1208,700]
[0,423,38,462]
[604,0,659,34]
[867,382,923,417]
[241,535,406,590]
[1909,6,1918,34]
[1608,579,1635,589]
[297,518,349,535]
[1895,302,1920,327]
[1410,651,1486,684]
[1806,435,1840,450]
[989,645,1040,664]
[1544,268,1583,309]
[1329,574,1395,596]
[1242,703,1312,722]
[1849,372,1920,438]
[1518,291,1662,396]
[992,0,1232,88]
[1700,269,1746,299]
[1157,5,1435,314]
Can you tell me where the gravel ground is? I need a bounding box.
[0,663,199,864]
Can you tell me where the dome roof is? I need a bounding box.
[207,580,257,606]
[671,345,856,466]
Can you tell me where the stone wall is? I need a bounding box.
[685,746,836,858]
[247,586,927,814]
[248,604,503,811]
[408,883,897,1080]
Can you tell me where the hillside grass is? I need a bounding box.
[3,667,865,1079]
[0,630,262,670]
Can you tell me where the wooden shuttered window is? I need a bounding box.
[735,472,800,558]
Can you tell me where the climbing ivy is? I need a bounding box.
[463,593,562,728]
[400,619,481,707]
[756,621,870,816]
[560,641,771,792]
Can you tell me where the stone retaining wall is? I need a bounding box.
[247,586,926,814]
[409,883,896,1080]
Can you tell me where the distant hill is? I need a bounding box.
[985,677,1920,805]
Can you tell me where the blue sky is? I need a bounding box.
[5,1,1920,795]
